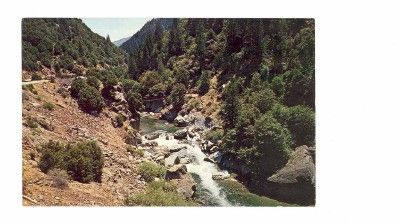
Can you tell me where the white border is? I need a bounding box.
[1,0,400,223]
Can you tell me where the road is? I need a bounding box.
[22,80,49,86]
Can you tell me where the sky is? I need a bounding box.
[82,18,152,42]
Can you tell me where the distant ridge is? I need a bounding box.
[113,36,130,47]
[120,18,173,54]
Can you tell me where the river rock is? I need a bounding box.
[209,151,224,164]
[165,164,188,180]
[209,146,219,153]
[169,145,187,153]
[173,129,188,139]
[174,155,191,164]
[266,145,316,205]
[145,131,161,140]
[174,176,197,199]
[160,105,178,122]
[212,171,230,180]
[203,157,215,163]
[174,115,189,127]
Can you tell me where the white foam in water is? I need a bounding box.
[143,131,231,206]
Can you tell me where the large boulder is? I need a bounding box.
[160,105,178,122]
[166,164,196,199]
[174,155,191,164]
[145,131,161,140]
[165,164,188,180]
[174,115,189,127]
[266,145,316,205]
[169,145,187,153]
[212,171,230,180]
[112,91,125,102]
[173,129,188,139]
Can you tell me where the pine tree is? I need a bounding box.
[195,19,206,69]
[168,19,183,56]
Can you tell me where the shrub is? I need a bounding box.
[70,77,87,98]
[205,129,224,144]
[86,76,101,90]
[77,85,104,113]
[167,83,186,108]
[127,145,144,157]
[121,79,142,93]
[125,180,195,206]
[41,56,52,68]
[101,73,118,98]
[31,73,42,81]
[126,90,144,112]
[254,114,292,176]
[286,105,315,147]
[115,113,125,127]
[43,102,55,111]
[149,83,165,97]
[48,168,69,189]
[39,140,104,183]
[198,71,210,95]
[138,71,163,95]
[138,161,166,182]
[22,84,38,95]
[26,116,38,128]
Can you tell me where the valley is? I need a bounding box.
[22,18,315,206]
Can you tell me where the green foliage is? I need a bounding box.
[205,129,224,144]
[274,105,315,147]
[31,73,42,81]
[43,102,55,111]
[138,71,163,97]
[138,161,166,182]
[38,140,104,183]
[121,79,142,93]
[126,90,144,112]
[22,18,127,71]
[101,73,118,98]
[282,69,314,108]
[70,78,87,98]
[271,75,285,98]
[198,70,210,95]
[167,83,186,108]
[253,114,292,176]
[173,63,190,87]
[126,145,144,157]
[115,113,126,127]
[77,85,104,113]
[220,78,243,129]
[86,76,101,90]
[125,180,196,206]
[26,116,38,128]
[22,84,38,95]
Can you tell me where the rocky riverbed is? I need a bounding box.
[139,113,295,206]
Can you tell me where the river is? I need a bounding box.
[140,115,291,207]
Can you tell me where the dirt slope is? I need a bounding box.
[22,80,145,206]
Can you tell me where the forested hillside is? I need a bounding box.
[122,18,315,181]
[120,18,173,54]
[22,18,127,73]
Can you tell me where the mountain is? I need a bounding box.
[113,36,130,47]
[120,18,173,54]
[22,18,127,72]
